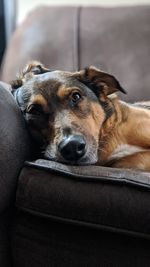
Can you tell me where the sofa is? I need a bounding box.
[1,5,150,267]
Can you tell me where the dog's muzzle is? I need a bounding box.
[58,135,86,162]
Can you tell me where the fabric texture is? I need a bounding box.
[0,5,150,267]
[0,83,30,266]
[12,159,150,267]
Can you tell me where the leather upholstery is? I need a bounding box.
[1,6,150,102]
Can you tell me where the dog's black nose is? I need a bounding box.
[58,135,86,161]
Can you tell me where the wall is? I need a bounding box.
[18,0,150,23]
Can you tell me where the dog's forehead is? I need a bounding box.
[32,70,76,87]
[24,70,98,104]
[26,70,89,98]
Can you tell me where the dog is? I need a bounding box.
[10,61,150,171]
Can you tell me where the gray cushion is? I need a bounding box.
[0,82,30,212]
[0,82,30,266]
[12,159,150,267]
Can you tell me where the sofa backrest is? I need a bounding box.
[1,5,150,102]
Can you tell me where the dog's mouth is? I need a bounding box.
[44,153,97,166]
[44,135,98,165]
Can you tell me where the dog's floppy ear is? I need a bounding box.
[11,61,51,90]
[23,61,50,75]
[73,66,126,97]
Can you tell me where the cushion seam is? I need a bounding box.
[15,205,150,240]
[24,161,150,190]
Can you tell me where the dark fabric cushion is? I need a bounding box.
[15,159,150,237]
[0,82,30,212]
[12,159,150,266]
[12,211,150,267]
[1,5,150,102]
[0,82,30,266]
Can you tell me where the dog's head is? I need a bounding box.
[11,61,126,165]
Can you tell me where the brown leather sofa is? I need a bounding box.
[1,5,150,267]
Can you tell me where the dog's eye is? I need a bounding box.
[71,92,82,103]
[27,104,43,115]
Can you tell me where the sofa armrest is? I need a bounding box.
[0,82,30,266]
[16,159,150,238]
[0,82,30,212]
[12,159,150,266]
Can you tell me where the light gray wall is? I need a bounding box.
[18,0,150,23]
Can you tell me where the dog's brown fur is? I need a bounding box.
[11,61,150,171]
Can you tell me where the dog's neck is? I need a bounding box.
[98,96,150,165]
